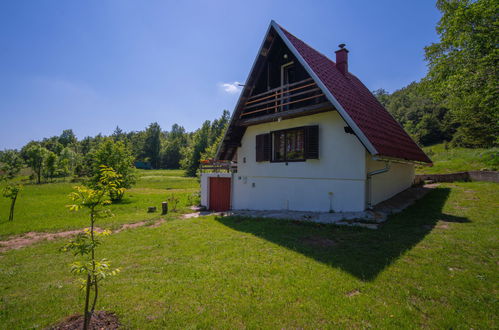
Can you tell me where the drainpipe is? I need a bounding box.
[366,161,390,209]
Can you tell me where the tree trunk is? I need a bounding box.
[91,277,98,313]
[37,167,41,184]
[8,195,17,221]
[83,273,92,330]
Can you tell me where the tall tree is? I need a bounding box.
[112,126,126,142]
[160,124,187,169]
[144,123,162,169]
[89,139,136,201]
[43,151,58,181]
[0,149,23,180]
[181,121,211,177]
[24,144,48,184]
[59,129,77,147]
[423,0,499,147]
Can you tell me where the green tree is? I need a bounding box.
[43,151,58,181]
[62,166,122,330]
[59,147,80,177]
[24,144,48,184]
[208,110,230,146]
[144,122,162,169]
[0,149,23,180]
[423,0,499,147]
[59,129,77,147]
[111,126,126,142]
[160,124,187,169]
[41,136,64,155]
[378,82,451,146]
[90,139,136,201]
[181,121,211,177]
[373,88,391,108]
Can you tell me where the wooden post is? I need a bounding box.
[274,90,278,113]
[161,202,168,215]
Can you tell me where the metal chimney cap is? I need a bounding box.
[338,43,346,49]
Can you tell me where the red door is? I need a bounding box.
[209,177,231,211]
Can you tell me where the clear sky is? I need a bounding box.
[0,0,440,150]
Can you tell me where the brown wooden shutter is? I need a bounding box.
[305,125,319,159]
[256,133,271,162]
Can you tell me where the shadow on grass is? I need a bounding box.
[216,188,470,281]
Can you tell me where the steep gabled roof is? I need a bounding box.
[216,21,432,164]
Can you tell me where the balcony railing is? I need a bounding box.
[199,160,237,173]
[240,78,324,118]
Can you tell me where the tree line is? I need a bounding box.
[0,110,230,184]
[374,0,498,149]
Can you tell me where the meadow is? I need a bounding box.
[0,170,198,239]
[0,154,498,328]
[0,178,497,328]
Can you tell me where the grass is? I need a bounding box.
[0,169,199,239]
[417,143,499,174]
[0,181,497,328]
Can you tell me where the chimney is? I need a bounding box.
[335,43,349,75]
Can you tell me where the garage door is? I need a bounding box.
[209,177,231,211]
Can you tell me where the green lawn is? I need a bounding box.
[0,170,199,239]
[0,182,497,328]
[417,143,498,174]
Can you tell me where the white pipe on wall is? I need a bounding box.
[366,161,390,209]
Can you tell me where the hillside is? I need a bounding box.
[416,144,498,174]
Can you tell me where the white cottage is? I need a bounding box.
[201,21,432,213]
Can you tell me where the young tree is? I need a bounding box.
[24,144,48,184]
[3,183,22,222]
[0,149,23,180]
[62,166,121,330]
[90,139,136,201]
[423,0,498,147]
[144,122,162,169]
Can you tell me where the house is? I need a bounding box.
[200,21,432,213]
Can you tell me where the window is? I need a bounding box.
[273,128,305,161]
[255,125,319,163]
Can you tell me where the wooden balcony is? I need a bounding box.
[239,78,328,121]
[199,160,237,173]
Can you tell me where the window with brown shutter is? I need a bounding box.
[305,125,319,159]
[270,125,319,162]
[255,133,271,162]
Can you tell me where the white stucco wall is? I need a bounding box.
[232,111,367,212]
[200,172,232,208]
[366,155,415,206]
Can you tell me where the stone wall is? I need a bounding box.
[414,171,499,185]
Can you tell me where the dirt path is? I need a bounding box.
[0,219,166,253]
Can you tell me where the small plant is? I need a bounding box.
[2,183,22,222]
[62,165,123,330]
[166,194,180,212]
[186,192,200,206]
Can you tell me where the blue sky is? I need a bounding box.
[0,1,440,150]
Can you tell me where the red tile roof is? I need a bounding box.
[280,25,432,163]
